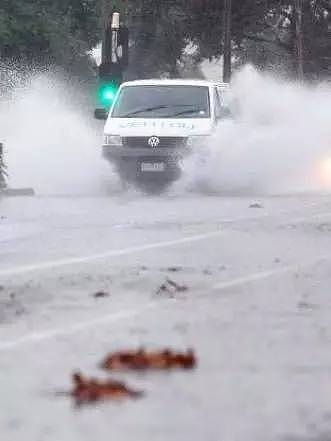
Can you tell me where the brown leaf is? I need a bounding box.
[71,372,143,404]
[101,348,197,371]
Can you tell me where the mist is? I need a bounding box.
[0,71,112,196]
[1,66,331,197]
[179,66,331,195]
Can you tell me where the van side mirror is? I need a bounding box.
[94,108,108,120]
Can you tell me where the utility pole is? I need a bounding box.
[294,0,304,80]
[223,0,232,82]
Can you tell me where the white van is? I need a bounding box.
[101,79,230,189]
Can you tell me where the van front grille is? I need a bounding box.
[122,137,187,149]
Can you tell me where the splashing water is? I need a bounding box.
[1,66,330,197]
[179,66,331,195]
[0,70,115,196]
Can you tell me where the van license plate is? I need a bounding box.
[141,162,165,172]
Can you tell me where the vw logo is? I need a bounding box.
[148,136,160,148]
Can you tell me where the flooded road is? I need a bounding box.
[1,192,331,440]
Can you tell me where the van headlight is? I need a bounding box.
[187,136,210,147]
[104,135,122,146]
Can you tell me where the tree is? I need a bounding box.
[0,0,329,79]
[223,0,232,81]
[0,0,101,73]
[124,0,189,79]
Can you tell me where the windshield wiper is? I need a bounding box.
[120,104,198,118]
[165,108,206,117]
[121,105,170,118]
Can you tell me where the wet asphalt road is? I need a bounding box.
[1,192,331,441]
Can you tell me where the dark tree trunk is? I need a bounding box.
[294,0,304,80]
[223,0,232,82]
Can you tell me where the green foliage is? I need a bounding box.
[0,0,329,78]
[0,0,101,70]
[125,1,189,79]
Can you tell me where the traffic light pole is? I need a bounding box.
[95,12,129,117]
[111,13,120,64]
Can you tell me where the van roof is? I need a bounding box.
[120,79,229,88]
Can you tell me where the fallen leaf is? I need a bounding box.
[101,348,197,371]
[70,372,143,404]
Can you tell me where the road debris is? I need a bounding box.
[92,291,110,299]
[166,278,188,292]
[101,348,197,371]
[1,188,35,196]
[297,301,316,310]
[166,266,183,273]
[70,372,143,404]
[249,202,263,208]
[156,278,188,296]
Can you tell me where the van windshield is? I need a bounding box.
[111,85,210,119]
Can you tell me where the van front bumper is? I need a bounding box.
[102,145,191,159]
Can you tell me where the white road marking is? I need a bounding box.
[213,256,327,291]
[2,255,329,352]
[1,203,328,279]
[0,210,272,278]
[0,301,161,351]
[1,206,330,351]
[278,210,331,226]
[0,231,227,277]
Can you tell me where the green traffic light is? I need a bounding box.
[98,84,119,107]
[103,89,115,100]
